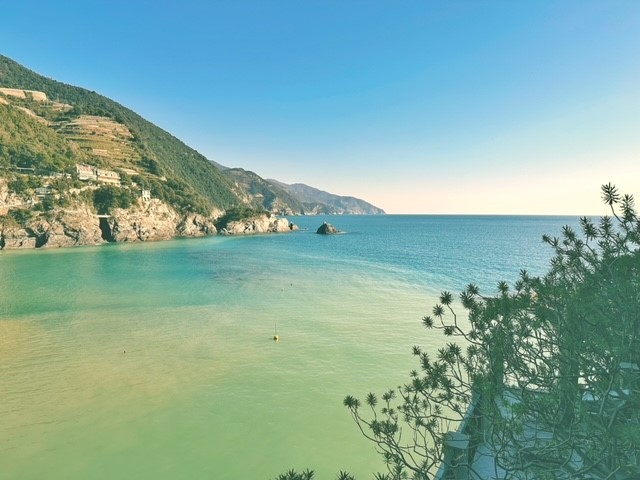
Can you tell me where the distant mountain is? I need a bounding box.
[210,161,385,215]
[221,167,306,215]
[272,180,386,215]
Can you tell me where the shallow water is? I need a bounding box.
[0,215,577,479]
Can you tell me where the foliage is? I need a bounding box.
[35,195,55,212]
[92,185,136,214]
[49,176,83,192]
[224,167,306,214]
[137,175,210,215]
[4,208,33,225]
[342,184,639,479]
[214,205,268,230]
[8,174,43,194]
[275,469,315,480]
[273,470,360,480]
[0,103,85,173]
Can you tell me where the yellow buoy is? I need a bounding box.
[273,335,279,341]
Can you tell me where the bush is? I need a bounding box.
[6,208,33,224]
[214,205,267,230]
[92,185,135,214]
[8,174,42,194]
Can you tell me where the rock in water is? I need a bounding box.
[316,222,339,234]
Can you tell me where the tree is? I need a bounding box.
[341,184,639,479]
[214,205,268,230]
[92,185,135,214]
[274,470,360,480]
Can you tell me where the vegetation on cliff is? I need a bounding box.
[0,102,85,173]
[213,205,269,231]
[0,54,239,213]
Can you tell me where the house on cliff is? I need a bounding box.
[75,164,120,186]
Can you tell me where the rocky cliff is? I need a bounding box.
[211,163,386,216]
[0,195,301,249]
[1,203,104,249]
[103,199,217,243]
[220,215,298,235]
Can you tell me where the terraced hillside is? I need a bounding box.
[0,55,240,213]
[54,115,140,167]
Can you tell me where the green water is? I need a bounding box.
[1,236,435,479]
[1,214,569,479]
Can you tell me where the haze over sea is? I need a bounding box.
[1,215,580,479]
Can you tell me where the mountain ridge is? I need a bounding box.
[210,161,385,215]
[269,179,385,215]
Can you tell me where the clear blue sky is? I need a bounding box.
[1,1,639,214]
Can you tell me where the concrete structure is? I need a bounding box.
[75,164,120,185]
[76,164,97,181]
[95,168,120,185]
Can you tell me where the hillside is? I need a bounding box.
[0,54,239,213]
[271,180,385,215]
[223,168,306,215]
[212,161,385,215]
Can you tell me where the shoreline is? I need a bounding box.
[0,200,298,251]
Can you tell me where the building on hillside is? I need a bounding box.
[75,164,120,185]
[141,189,151,202]
[76,164,97,181]
[96,168,121,185]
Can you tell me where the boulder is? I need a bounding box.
[316,222,339,235]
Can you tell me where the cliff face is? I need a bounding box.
[104,200,217,243]
[0,199,217,249]
[0,198,301,250]
[0,204,104,249]
[0,178,24,215]
[211,163,385,216]
[268,180,386,215]
[221,215,298,235]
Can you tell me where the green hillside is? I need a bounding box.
[0,54,239,213]
[224,167,306,214]
[0,102,86,172]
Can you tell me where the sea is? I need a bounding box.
[0,215,580,479]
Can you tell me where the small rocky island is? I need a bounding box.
[316,222,339,235]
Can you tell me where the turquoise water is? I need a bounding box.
[0,215,577,479]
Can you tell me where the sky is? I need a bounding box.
[1,1,639,214]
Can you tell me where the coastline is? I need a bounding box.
[0,198,298,250]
